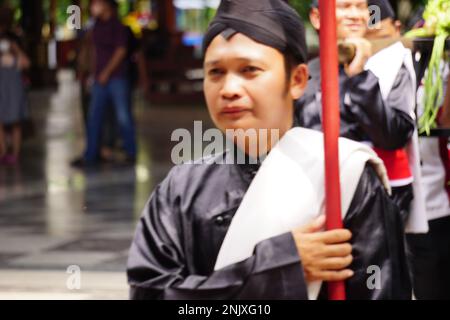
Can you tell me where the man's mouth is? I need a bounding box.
[221,106,251,115]
[346,23,364,31]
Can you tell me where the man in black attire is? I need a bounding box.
[295,0,418,228]
[127,0,411,300]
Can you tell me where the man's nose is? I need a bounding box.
[220,73,244,99]
[347,5,361,19]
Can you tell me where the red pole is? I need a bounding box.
[318,0,346,300]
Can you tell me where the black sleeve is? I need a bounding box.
[345,70,415,150]
[386,65,415,115]
[126,174,308,300]
[342,164,412,300]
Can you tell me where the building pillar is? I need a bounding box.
[156,0,175,33]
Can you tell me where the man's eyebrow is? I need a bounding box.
[205,57,266,67]
[205,60,220,67]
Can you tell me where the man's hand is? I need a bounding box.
[0,53,15,68]
[344,37,372,77]
[98,70,110,85]
[292,215,354,282]
[11,42,30,70]
[97,46,127,86]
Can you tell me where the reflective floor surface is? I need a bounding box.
[0,72,213,299]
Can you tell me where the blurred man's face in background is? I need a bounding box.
[366,18,401,39]
[90,0,107,18]
[310,0,370,39]
[336,0,370,38]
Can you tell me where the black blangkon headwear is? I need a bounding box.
[203,0,308,65]
[368,0,396,21]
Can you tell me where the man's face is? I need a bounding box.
[90,0,107,18]
[203,33,306,153]
[366,18,400,40]
[336,0,370,38]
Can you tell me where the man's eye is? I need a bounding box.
[357,4,367,10]
[208,68,225,76]
[242,66,261,74]
[337,3,352,10]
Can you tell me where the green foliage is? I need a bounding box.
[406,0,450,135]
[0,0,21,23]
[56,0,73,26]
[117,0,131,18]
[288,0,313,20]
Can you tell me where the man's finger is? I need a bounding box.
[314,269,354,282]
[317,255,353,270]
[313,229,352,244]
[322,243,353,257]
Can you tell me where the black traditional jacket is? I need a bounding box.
[127,150,411,300]
[295,58,415,150]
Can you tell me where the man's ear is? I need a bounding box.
[394,20,402,35]
[309,8,320,31]
[290,64,309,100]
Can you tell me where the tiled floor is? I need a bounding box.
[0,72,213,299]
[0,270,129,300]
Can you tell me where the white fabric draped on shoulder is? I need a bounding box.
[214,127,389,300]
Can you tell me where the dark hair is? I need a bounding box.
[0,6,14,30]
[109,0,119,8]
[101,0,118,9]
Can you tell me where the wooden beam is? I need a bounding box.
[156,0,175,32]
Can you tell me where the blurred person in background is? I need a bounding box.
[0,5,30,166]
[295,0,424,232]
[77,8,118,163]
[364,0,427,236]
[296,0,415,167]
[408,62,450,300]
[72,0,136,167]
